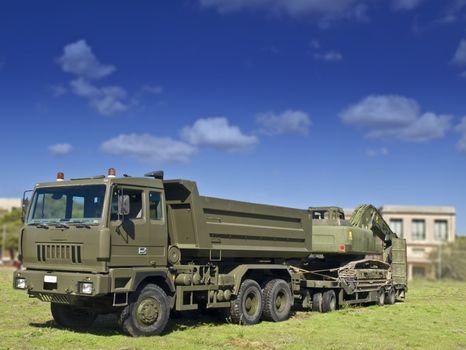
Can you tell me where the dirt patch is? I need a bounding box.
[229,339,274,349]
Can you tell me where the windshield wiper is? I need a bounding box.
[67,220,93,229]
[29,223,49,229]
[49,222,70,229]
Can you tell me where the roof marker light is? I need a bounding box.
[108,168,116,178]
[56,172,64,181]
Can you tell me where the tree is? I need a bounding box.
[430,237,466,281]
[0,208,22,259]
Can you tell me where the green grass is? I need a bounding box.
[1,270,465,350]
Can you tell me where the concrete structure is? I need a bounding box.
[0,198,21,212]
[380,206,455,280]
[345,206,456,280]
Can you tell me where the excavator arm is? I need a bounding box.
[349,204,398,263]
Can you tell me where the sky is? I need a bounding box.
[0,0,465,234]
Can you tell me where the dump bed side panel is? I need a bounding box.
[164,180,312,258]
[201,196,311,254]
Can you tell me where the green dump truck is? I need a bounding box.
[13,169,407,336]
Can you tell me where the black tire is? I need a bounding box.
[119,283,170,336]
[322,290,337,313]
[376,288,385,306]
[51,303,97,329]
[385,288,396,305]
[230,279,263,325]
[262,279,293,322]
[311,292,323,313]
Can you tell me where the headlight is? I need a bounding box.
[79,282,93,295]
[15,278,26,289]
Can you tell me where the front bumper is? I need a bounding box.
[13,269,111,298]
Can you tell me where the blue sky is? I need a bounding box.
[1,0,466,233]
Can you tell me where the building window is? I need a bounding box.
[434,220,448,241]
[389,219,404,238]
[411,219,426,240]
[412,247,426,256]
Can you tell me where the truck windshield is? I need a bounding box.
[27,185,106,225]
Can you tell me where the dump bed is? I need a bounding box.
[164,180,313,259]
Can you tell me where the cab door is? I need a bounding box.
[109,186,150,266]
[145,189,168,266]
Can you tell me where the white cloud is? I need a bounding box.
[48,143,73,156]
[180,117,258,151]
[366,147,388,157]
[200,0,369,26]
[452,39,466,66]
[101,134,198,163]
[70,77,129,116]
[340,94,452,142]
[391,0,424,11]
[309,40,320,49]
[256,110,312,135]
[437,1,466,24]
[142,85,164,95]
[57,39,115,80]
[314,51,343,61]
[456,116,466,154]
[50,84,67,97]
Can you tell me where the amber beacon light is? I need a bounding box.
[108,168,116,178]
[56,172,64,181]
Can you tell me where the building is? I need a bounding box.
[345,205,456,280]
[379,206,456,280]
[0,198,21,213]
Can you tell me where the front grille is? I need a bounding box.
[36,243,82,263]
[36,293,71,304]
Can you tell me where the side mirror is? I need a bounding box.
[21,190,33,223]
[118,195,130,216]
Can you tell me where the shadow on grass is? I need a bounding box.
[29,309,230,336]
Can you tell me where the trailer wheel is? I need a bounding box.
[119,283,170,336]
[322,290,337,313]
[230,279,263,325]
[51,303,96,329]
[385,288,396,305]
[376,288,385,306]
[262,279,292,322]
[312,292,323,312]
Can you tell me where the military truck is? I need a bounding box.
[13,169,407,336]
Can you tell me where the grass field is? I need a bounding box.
[1,270,465,350]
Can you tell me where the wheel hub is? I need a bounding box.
[137,298,160,325]
[244,292,258,315]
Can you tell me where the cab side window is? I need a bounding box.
[110,188,144,220]
[149,191,162,220]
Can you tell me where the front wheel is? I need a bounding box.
[51,303,97,329]
[230,279,263,325]
[119,284,170,336]
[262,279,293,322]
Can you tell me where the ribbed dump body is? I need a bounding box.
[164,180,312,259]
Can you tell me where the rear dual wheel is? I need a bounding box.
[385,288,396,305]
[376,288,385,306]
[230,279,263,325]
[262,279,293,322]
[230,278,293,325]
[322,290,337,313]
